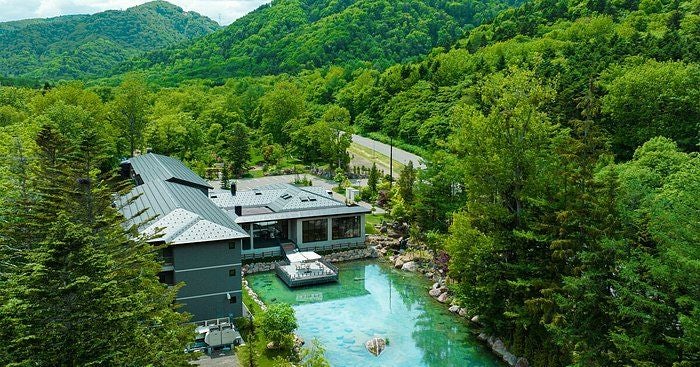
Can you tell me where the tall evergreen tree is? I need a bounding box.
[367,162,379,195]
[0,125,192,366]
[221,122,251,177]
[397,160,416,205]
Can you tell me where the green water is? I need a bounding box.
[248,261,502,367]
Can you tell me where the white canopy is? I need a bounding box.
[286,251,322,263]
[300,251,321,261]
[287,252,307,263]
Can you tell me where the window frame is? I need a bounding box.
[302,218,328,243]
[332,216,361,240]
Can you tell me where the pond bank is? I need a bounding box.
[247,260,503,367]
[371,237,530,367]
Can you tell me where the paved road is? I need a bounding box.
[351,134,426,169]
[192,350,240,366]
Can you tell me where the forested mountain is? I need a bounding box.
[0,0,699,366]
[116,0,523,83]
[0,1,220,81]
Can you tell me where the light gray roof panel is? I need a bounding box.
[119,181,248,243]
[129,153,213,189]
[210,184,345,213]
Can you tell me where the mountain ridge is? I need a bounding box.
[114,0,523,83]
[0,1,221,81]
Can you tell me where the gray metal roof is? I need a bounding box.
[118,180,248,243]
[210,184,344,213]
[230,205,371,224]
[129,153,213,189]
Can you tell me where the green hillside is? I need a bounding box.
[0,1,220,81]
[116,0,523,83]
[0,0,698,366]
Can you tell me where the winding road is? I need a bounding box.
[351,134,426,169]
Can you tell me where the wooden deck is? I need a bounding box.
[275,259,339,287]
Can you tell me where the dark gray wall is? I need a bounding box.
[173,239,241,269]
[172,239,243,321]
[178,291,242,322]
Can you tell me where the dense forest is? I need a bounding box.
[0,1,220,81]
[0,0,698,365]
[114,0,524,83]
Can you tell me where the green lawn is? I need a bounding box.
[242,169,265,179]
[240,283,294,367]
[365,213,385,235]
[348,142,404,173]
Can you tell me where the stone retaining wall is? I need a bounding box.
[243,260,285,275]
[324,247,378,262]
[369,232,530,367]
[242,278,267,312]
[243,247,379,276]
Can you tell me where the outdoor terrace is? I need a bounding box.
[275,254,339,288]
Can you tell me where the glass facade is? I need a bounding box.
[332,216,361,240]
[253,220,288,248]
[302,219,328,243]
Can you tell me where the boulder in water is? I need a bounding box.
[365,337,386,356]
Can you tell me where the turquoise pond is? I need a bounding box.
[248,261,503,367]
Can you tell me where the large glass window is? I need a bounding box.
[332,216,361,240]
[302,219,328,243]
[253,221,288,248]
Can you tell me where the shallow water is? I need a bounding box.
[248,261,502,367]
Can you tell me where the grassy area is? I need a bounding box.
[365,213,385,235]
[242,286,263,317]
[348,142,404,173]
[239,286,294,367]
[363,131,430,159]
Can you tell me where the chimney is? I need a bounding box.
[234,206,242,216]
[119,161,132,180]
[230,182,237,196]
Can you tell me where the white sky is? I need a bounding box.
[0,0,271,25]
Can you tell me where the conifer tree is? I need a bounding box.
[367,162,379,195]
[0,125,192,366]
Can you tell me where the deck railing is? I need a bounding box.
[302,240,366,254]
[242,249,281,261]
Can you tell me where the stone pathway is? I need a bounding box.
[191,350,240,366]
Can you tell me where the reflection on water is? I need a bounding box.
[249,263,370,305]
[248,261,502,367]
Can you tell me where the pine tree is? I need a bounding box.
[221,161,230,189]
[367,162,379,195]
[221,122,251,177]
[0,125,193,366]
[397,161,415,204]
